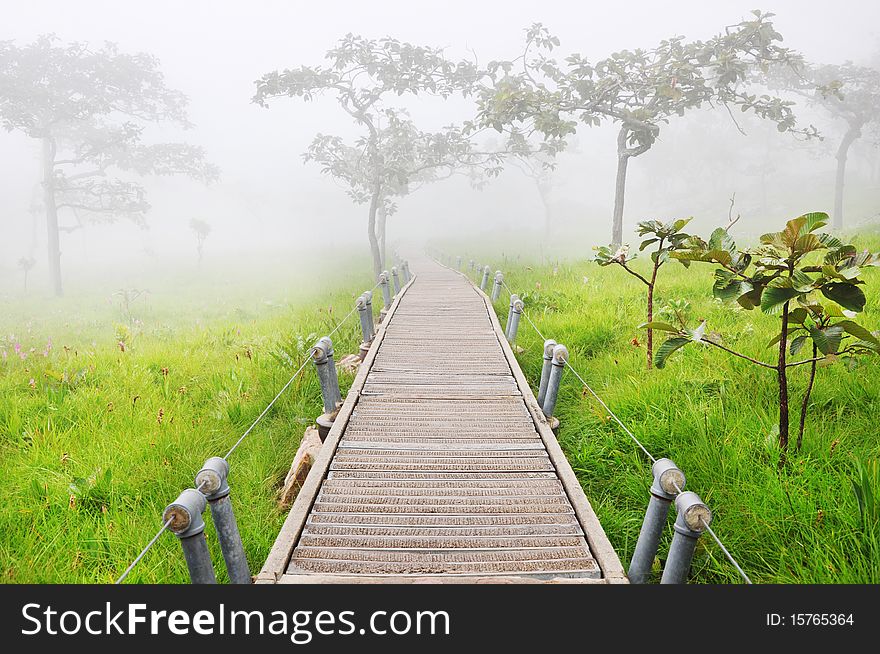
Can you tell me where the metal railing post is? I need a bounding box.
[537,339,557,407]
[379,270,392,322]
[356,294,372,360]
[504,294,518,337]
[196,457,251,584]
[469,259,474,272]
[507,297,523,344]
[541,344,568,420]
[660,491,711,584]
[456,256,462,271]
[391,266,401,294]
[164,488,216,584]
[629,459,685,584]
[491,271,503,302]
[363,290,375,339]
[480,265,490,291]
[312,337,340,440]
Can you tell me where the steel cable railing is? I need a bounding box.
[114,277,383,584]
[458,256,752,584]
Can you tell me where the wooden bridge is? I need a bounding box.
[256,258,626,584]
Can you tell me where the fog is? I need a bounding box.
[2,0,879,294]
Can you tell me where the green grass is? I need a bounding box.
[468,231,880,583]
[0,255,378,583]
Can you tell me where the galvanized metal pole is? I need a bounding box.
[660,491,712,584]
[507,297,523,344]
[356,294,372,360]
[541,344,568,419]
[480,265,491,291]
[629,459,685,584]
[312,337,340,440]
[363,290,375,339]
[491,271,503,302]
[504,294,519,338]
[196,457,251,584]
[164,488,216,584]
[391,266,401,294]
[319,336,341,406]
[536,339,557,407]
[379,270,392,323]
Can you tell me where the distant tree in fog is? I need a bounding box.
[189,218,211,266]
[476,10,817,246]
[777,62,880,230]
[0,36,219,296]
[253,35,504,277]
[17,257,35,293]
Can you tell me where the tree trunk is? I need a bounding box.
[367,187,382,280]
[612,150,629,247]
[42,137,63,296]
[796,343,818,452]
[777,302,790,462]
[833,124,861,231]
[377,205,387,271]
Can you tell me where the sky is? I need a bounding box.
[2,0,879,288]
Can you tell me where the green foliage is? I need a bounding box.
[488,238,880,582]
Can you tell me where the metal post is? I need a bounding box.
[164,488,216,584]
[504,294,519,337]
[319,336,341,405]
[469,259,474,272]
[491,271,503,302]
[379,270,392,311]
[403,261,411,284]
[660,491,711,584]
[480,265,490,292]
[312,337,340,440]
[475,263,481,280]
[536,339,557,407]
[363,290,375,338]
[507,297,523,344]
[541,344,568,419]
[456,256,462,271]
[356,294,372,360]
[391,266,401,294]
[196,457,250,584]
[629,459,685,584]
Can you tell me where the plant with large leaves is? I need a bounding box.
[646,212,879,461]
[594,217,692,369]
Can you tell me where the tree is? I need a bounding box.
[476,10,817,246]
[781,62,880,229]
[189,218,211,266]
[649,212,879,463]
[253,35,494,277]
[0,36,219,296]
[301,108,501,273]
[594,218,692,369]
[17,257,35,293]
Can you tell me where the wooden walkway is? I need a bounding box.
[256,258,626,584]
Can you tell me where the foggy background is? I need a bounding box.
[2,0,879,293]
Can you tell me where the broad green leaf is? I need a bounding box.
[672,218,692,232]
[789,334,808,356]
[760,279,800,314]
[820,282,866,313]
[708,227,736,254]
[836,320,880,346]
[809,324,843,355]
[788,307,807,324]
[639,237,659,251]
[654,336,691,369]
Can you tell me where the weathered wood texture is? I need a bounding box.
[257,259,625,584]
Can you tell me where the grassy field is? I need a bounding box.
[469,228,880,583]
[0,254,378,583]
